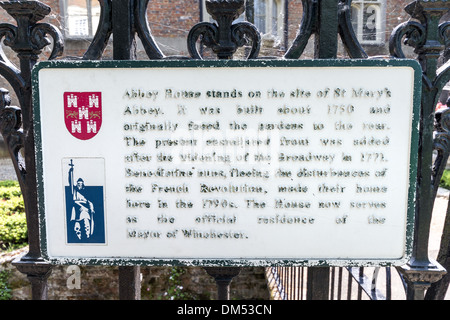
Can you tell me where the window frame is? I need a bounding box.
[201,0,285,39]
[253,0,285,37]
[60,0,101,39]
[351,0,386,46]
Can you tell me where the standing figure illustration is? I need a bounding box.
[68,159,95,240]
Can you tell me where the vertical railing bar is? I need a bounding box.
[302,267,305,300]
[279,267,284,300]
[386,267,392,300]
[292,267,296,300]
[330,267,335,300]
[347,267,387,300]
[283,267,288,300]
[337,267,343,300]
[371,267,380,292]
[279,267,284,299]
[347,268,353,300]
[291,267,295,300]
[270,267,278,299]
[358,267,363,300]
[300,267,305,300]
[284,267,288,299]
[271,267,284,300]
[293,267,296,300]
[286,267,290,300]
[278,267,286,300]
[289,267,295,300]
[111,0,141,300]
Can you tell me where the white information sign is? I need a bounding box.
[34,60,420,266]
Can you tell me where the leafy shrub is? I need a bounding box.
[0,180,20,188]
[151,267,197,300]
[0,180,27,250]
[440,170,450,190]
[0,270,12,300]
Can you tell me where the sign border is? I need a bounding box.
[32,59,421,267]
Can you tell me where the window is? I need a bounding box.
[63,0,101,38]
[201,0,285,38]
[254,0,283,37]
[351,0,386,45]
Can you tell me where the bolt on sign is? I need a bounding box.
[33,59,421,266]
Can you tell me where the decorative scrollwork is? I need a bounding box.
[0,1,63,60]
[0,23,16,50]
[433,107,450,193]
[434,60,450,94]
[0,1,64,100]
[0,23,18,68]
[0,88,24,179]
[187,22,219,59]
[389,21,427,58]
[231,22,261,59]
[439,21,450,48]
[31,23,64,60]
[187,0,260,59]
[0,23,23,97]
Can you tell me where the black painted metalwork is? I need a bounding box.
[187,0,260,59]
[204,267,241,300]
[268,266,399,300]
[389,0,449,300]
[425,106,450,299]
[83,0,164,60]
[0,0,449,300]
[0,0,63,300]
[284,0,367,59]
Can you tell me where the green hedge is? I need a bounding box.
[441,170,450,190]
[0,180,27,250]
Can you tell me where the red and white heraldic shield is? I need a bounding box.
[64,92,102,140]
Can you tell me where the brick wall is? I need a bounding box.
[385,0,411,39]
[147,0,199,38]
[1,247,270,300]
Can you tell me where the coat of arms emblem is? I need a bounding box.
[64,92,102,140]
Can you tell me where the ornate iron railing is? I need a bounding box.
[0,0,449,300]
[267,266,404,300]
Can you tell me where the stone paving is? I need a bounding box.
[0,157,16,181]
